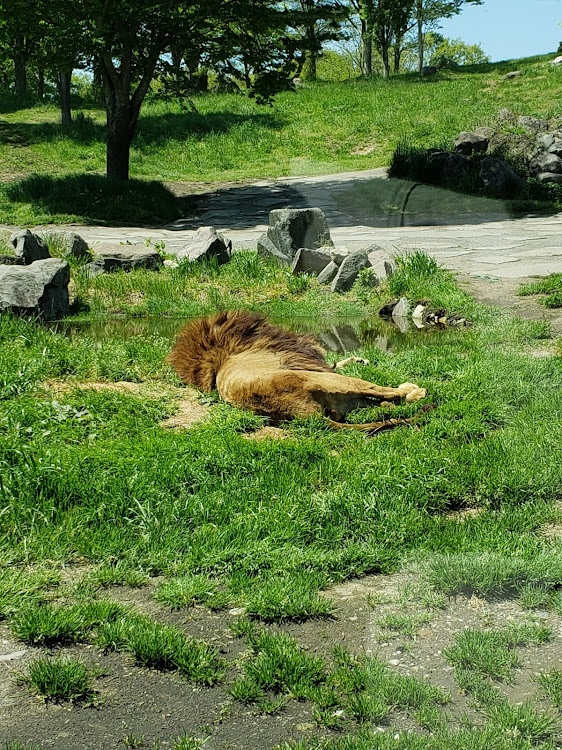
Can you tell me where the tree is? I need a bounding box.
[427,32,489,66]
[0,0,42,95]
[67,0,292,181]
[413,0,483,72]
[349,0,413,77]
[287,0,349,81]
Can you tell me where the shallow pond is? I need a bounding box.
[51,315,459,355]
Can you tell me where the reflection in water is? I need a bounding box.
[50,315,456,355]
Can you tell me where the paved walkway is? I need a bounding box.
[23,168,562,330]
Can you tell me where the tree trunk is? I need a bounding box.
[56,70,73,126]
[37,67,45,100]
[393,41,402,73]
[360,18,372,76]
[417,1,424,72]
[381,44,390,78]
[105,94,135,181]
[13,51,27,96]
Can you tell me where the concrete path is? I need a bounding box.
[19,167,562,330]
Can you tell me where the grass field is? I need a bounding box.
[1,255,562,748]
[0,52,560,224]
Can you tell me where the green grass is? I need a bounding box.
[444,623,551,680]
[538,670,562,708]
[17,655,96,703]
[0,53,560,223]
[519,274,562,309]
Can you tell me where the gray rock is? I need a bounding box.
[10,230,50,264]
[392,296,410,323]
[529,152,562,176]
[517,115,548,133]
[536,133,555,151]
[368,258,395,280]
[429,151,469,182]
[163,259,179,269]
[330,250,369,293]
[89,245,164,273]
[548,138,562,157]
[503,71,522,80]
[454,131,489,156]
[258,208,333,266]
[552,55,562,65]
[291,246,333,275]
[537,172,562,184]
[329,246,351,266]
[176,226,231,265]
[479,158,525,195]
[317,261,339,285]
[412,304,425,328]
[58,231,92,260]
[474,127,495,139]
[0,258,70,320]
[0,254,23,266]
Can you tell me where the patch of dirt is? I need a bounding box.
[457,273,562,337]
[41,379,210,431]
[242,426,292,441]
[3,571,562,749]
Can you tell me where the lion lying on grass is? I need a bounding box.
[167,310,429,434]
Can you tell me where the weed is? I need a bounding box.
[154,573,229,610]
[538,670,562,708]
[377,612,432,638]
[17,655,96,703]
[483,700,558,743]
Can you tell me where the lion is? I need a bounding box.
[167,310,429,434]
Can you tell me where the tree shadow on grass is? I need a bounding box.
[0,109,284,148]
[3,174,190,226]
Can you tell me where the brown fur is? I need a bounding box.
[167,310,429,434]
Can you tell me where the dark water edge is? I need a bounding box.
[48,315,457,355]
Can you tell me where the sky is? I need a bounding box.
[437,0,562,62]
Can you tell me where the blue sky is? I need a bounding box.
[437,0,562,62]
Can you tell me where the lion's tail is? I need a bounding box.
[328,404,436,435]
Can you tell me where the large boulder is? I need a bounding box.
[257,208,333,267]
[330,250,369,293]
[0,258,70,320]
[10,230,50,264]
[87,245,163,274]
[58,231,92,260]
[429,151,470,183]
[176,226,232,265]
[479,158,525,196]
[454,131,489,156]
[529,152,562,176]
[290,246,333,275]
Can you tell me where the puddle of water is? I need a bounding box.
[49,316,458,355]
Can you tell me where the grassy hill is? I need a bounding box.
[0,52,559,224]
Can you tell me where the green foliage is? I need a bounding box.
[17,655,96,703]
[428,35,490,67]
[154,573,230,611]
[538,670,562,708]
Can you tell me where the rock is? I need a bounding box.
[330,250,369,293]
[552,55,562,65]
[0,258,70,320]
[10,230,50,264]
[392,296,410,322]
[163,259,179,269]
[454,131,489,156]
[176,226,231,265]
[479,157,525,196]
[258,208,333,266]
[291,246,333,275]
[503,70,522,79]
[88,245,164,273]
[317,260,339,285]
[58,231,92,260]
[330,246,351,266]
[529,152,562,176]
[517,115,549,134]
[548,138,562,157]
[378,299,399,317]
[421,66,437,76]
[536,133,555,151]
[0,255,23,266]
[474,127,495,139]
[537,172,562,184]
[429,151,469,183]
[412,304,425,328]
[368,258,395,281]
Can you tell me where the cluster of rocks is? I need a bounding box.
[423,109,562,196]
[257,208,395,292]
[379,297,469,333]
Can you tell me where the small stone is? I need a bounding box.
[412,304,425,327]
[163,259,179,269]
[388,659,400,666]
[503,70,521,80]
[552,55,562,65]
[228,607,246,616]
[296,723,315,732]
[392,296,410,321]
[329,246,351,266]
